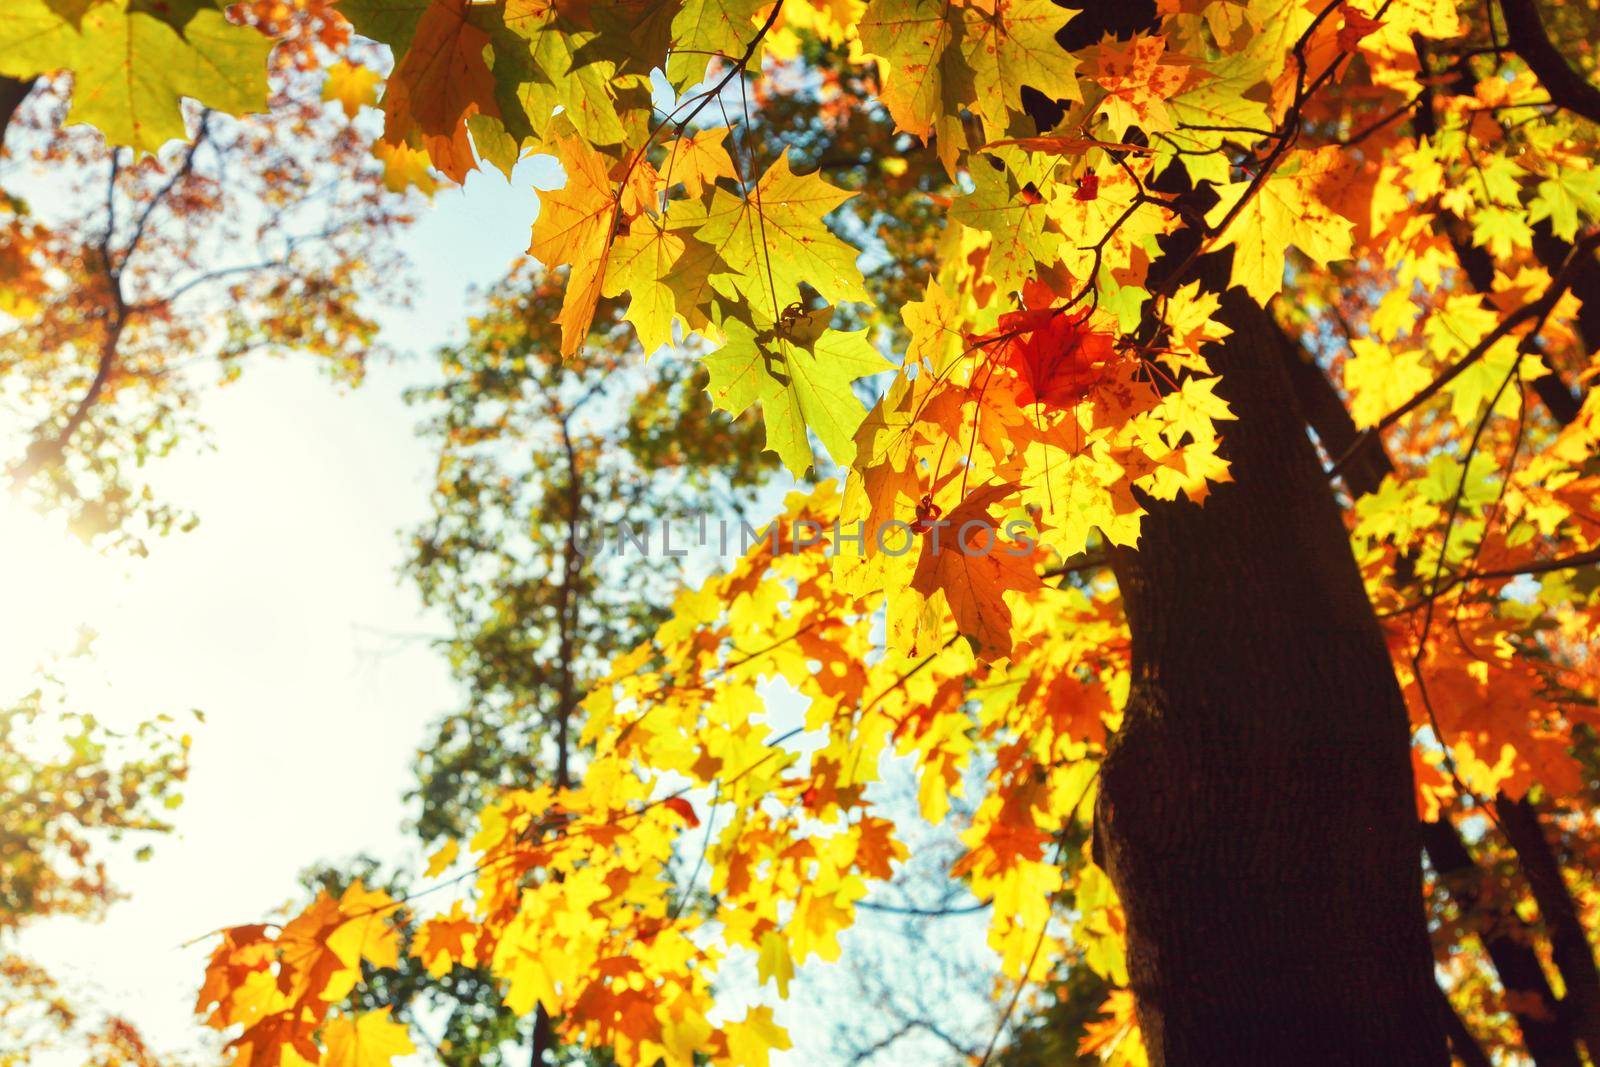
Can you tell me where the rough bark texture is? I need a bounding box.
[1096,283,1449,1066]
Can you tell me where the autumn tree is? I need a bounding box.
[0,648,193,1066]
[0,0,414,549]
[0,2,415,1062]
[16,0,1600,1065]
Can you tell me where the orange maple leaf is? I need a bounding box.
[910,482,1044,659]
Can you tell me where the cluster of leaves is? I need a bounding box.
[0,660,193,1067]
[283,262,778,1065]
[14,0,1600,1063]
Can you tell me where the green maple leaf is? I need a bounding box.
[478,4,638,149]
[961,0,1080,129]
[336,0,432,53]
[859,0,975,162]
[949,159,1060,297]
[1530,169,1600,243]
[665,0,768,89]
[1157,52,1272,186]
[661,231,729,336]
[1,0,271,152]
[703,306,890,476]
[682,150,869,323]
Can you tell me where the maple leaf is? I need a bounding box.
[379,0,501,168]
[373,140,439,197]
[322,62,382,120]
[321,1009,417,1067]
[986,302,1119,411]
[664,127,738,198]
[416,902,479,978]
[950,160,1061,298]
[703,305,891,475]
[1204,146,1355,302]
[683,150,869,322]
[1343,338,1433,428]
[756,930,795,998]
[338,0,434,50]
[603,220,686,354]
[1529,170,1600,243]
[530,133,620,357]
[0,0,271,152]
[1079,988,1143,1062]
[961,0,1081,128]
[1155,51,1272,185]
[276,893,360,1004]
[666,0,768,88]
[1093,34,1192,140]
[724,1006,793,1067]
[858,0,973,166]
[910,482,1044,659]
[901,278,965,374]
[481,2,637,149]
[1337,9,1384,50]
[326,881,402,973]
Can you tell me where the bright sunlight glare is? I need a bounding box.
[0,493,117,688]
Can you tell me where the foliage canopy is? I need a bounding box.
[10,0,1600,1063]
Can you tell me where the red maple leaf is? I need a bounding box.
[989,298,1117,410]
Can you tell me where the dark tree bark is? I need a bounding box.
[1498,0,1600,126]
[1271,322,1393,497]
[1274,326,1583,1067]
[0,75,36,150]
[1095,279,1449,1065]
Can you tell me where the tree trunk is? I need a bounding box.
[1094,283,1449,1065]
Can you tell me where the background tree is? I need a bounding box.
[0,649,192,1066]
[298,260,775,1065]
[0,2,418,1062]
[0,0,415,549]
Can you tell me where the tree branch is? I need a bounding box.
[1423,818,1579,1067]
[0,75,37,149]
[9,149,127,489]
[1495,793,1600,1060]
[1329,229,1600,479]
[1498,0,1600,125]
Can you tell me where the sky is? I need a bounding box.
[2,140,1005,1066]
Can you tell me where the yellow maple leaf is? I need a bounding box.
[722,1006,792,1067]
[602,220,685,355]
[529,134,621,357]
[322,61,381,120]
[756,930,794,998]
[326,881,401,973]
[1204,146,1355,302]
[664,127,738,198]
[373,140,439,197]
[322,1009,417,1067]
